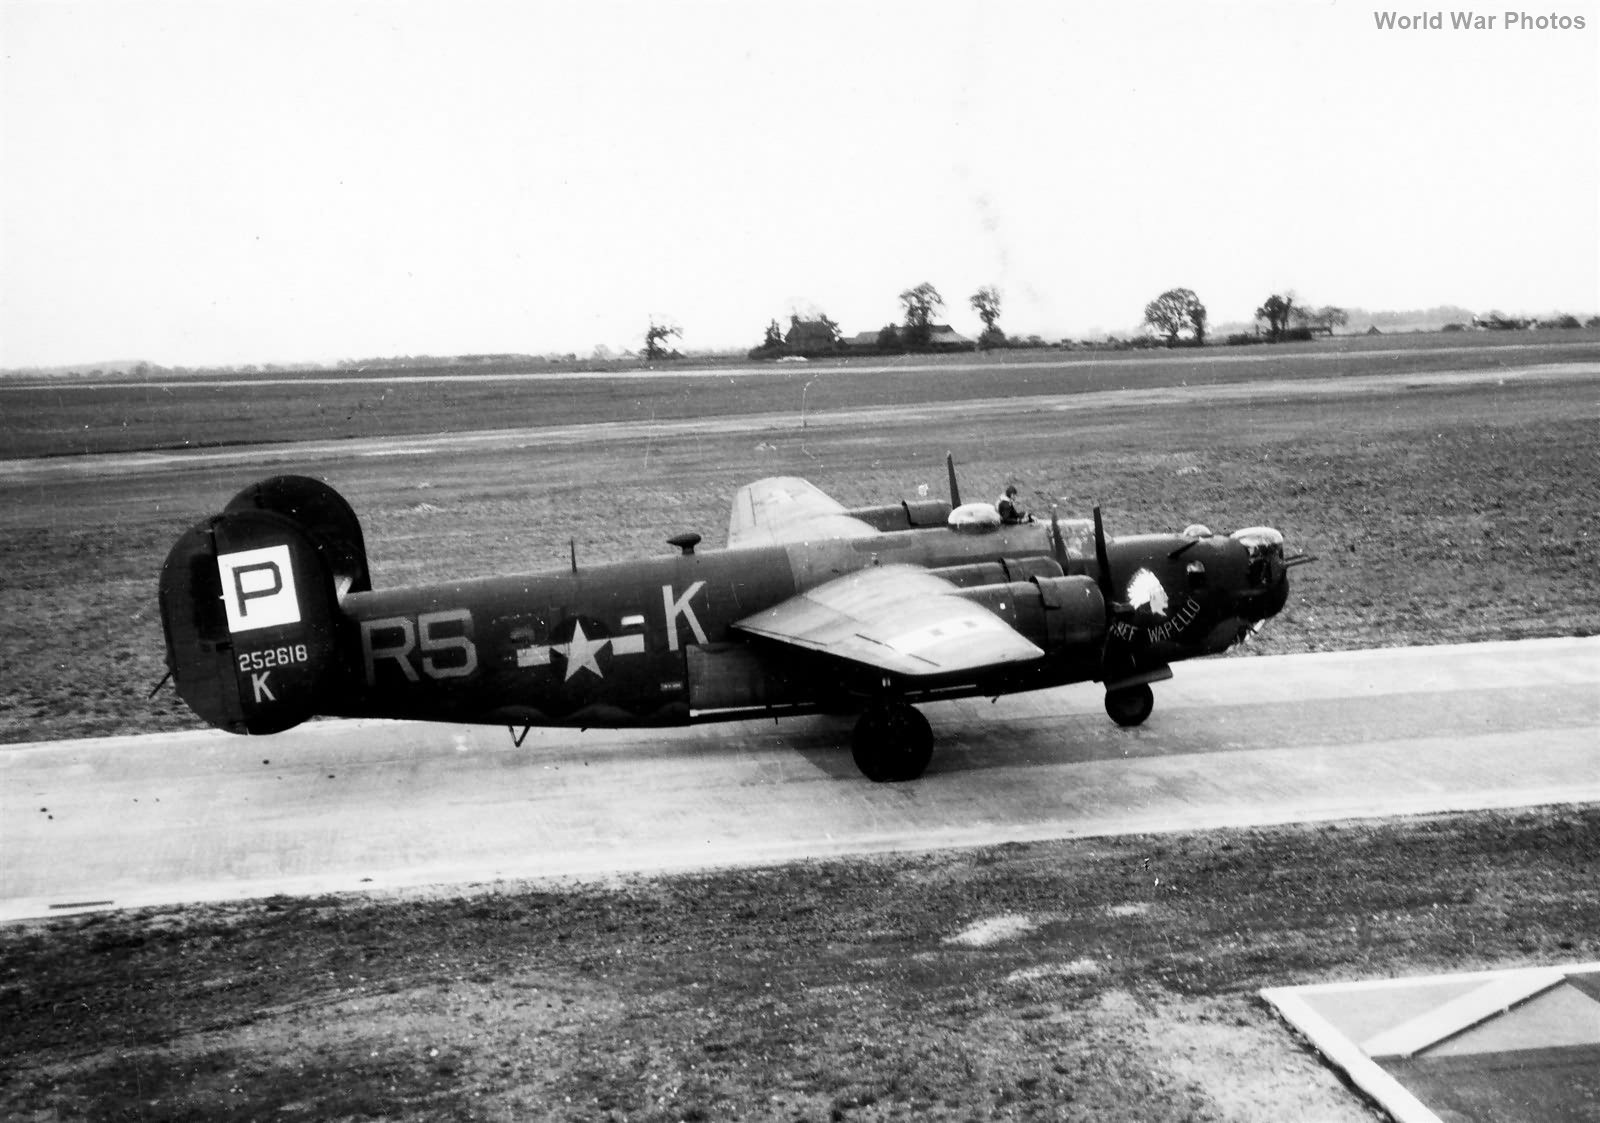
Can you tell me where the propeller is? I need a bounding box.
[945,451,961,508]
[1092,505,1137,674]
[1092,505,1116,606]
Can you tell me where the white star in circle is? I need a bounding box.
[558,620,608,681]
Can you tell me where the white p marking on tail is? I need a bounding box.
[217,545,301,633]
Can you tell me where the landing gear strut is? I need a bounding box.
[1104,683,1155,727]
[851,702,933,782]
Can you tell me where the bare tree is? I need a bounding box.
[644,319,682,360]
[1313,306,1349,335]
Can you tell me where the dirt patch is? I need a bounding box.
[4,807,1596,1120]
[945,914,1038,947]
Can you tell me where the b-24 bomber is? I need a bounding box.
[159,460,1310,781]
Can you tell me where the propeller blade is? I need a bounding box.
[1092,505,1115,605]
[1050,505,1067,570]
[945,452,961,508]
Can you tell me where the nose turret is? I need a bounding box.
[1229,526,1294,622]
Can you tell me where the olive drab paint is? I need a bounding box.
[159,473,1306,779]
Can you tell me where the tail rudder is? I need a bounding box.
[159,476,366,734]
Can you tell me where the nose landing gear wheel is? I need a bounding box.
[851,702,933,782]
[1105,683,1155,727]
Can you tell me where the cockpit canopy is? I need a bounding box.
[1231,526,1284,554]
[1231,526,1286,587]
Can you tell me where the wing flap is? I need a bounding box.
[734,564,1043,677]
[727,477,880,548]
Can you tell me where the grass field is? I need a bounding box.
[4,807,1596,1120]
[1,334,1597,1119]
[3,330,1598,460]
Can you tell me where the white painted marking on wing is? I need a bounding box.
[888,615,999,657]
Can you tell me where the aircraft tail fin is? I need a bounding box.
[158,476,363,734]
[224,474,371,596]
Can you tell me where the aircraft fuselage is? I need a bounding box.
[159,473,1297,781]
[323,517,1281,728]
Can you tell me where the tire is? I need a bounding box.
[1105,683,1155,727]
[851,703,934,782]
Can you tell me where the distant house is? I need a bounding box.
[784,317,839,355]
[925,324,976,352]
[1472,314,1531,331]
[843,323,975,353]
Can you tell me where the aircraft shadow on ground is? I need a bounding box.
[768,686,1569,782]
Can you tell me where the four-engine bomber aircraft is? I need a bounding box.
[159,460,1309,781]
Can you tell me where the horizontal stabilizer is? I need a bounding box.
[727,477,881,548]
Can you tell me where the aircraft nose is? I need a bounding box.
[1229,526,1291,620]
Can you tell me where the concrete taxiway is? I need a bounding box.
[1,360,1592,483]
[3,636,1596,922]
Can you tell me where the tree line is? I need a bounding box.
[643,284,1598,361]
[1141,288,1352,347]
[741,282,1020,359]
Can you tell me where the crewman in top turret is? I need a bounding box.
[997,485,1031,524]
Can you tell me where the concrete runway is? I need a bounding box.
[3,636,1596,922]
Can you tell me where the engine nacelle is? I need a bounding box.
[954,574,1106,653]
[930,556,1064,589]
[842,498,952,531]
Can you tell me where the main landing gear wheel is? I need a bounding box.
[1105,683,1155,728]
[851,702,933,783]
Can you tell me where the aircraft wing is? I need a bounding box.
[727,477,880,548]
[733,564,1044,677]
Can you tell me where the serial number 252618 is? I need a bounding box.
[237,644,309,674]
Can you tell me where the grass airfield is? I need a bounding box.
[2,334,1598,1120]
[2,334,1596,745]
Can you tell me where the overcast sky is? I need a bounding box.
[3,0,1596,367]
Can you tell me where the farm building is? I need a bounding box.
[784,317,839,354]
[926,324,976,351]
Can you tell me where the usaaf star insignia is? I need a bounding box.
[558,620,607,680]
